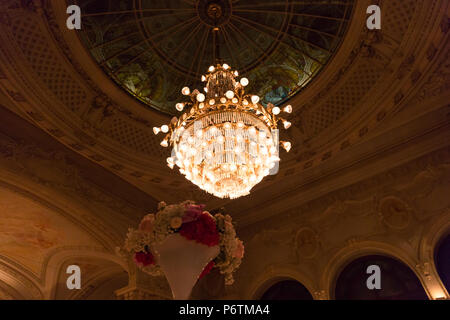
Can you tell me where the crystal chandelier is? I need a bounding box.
[153,63,292,199]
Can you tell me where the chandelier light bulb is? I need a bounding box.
[281,141,292,152]
[220,97,227,104]
[223,63,230,70]
[204,87,208,93]
[272,106,281,115]
[234,70,239,76]
[175,103,184,111]
[201,75,206,82]
[243,99,249,106]
[283,104,293,113]
[240,77,249,86]
[209,99,215,105]
[160,139,169,147]
[208,65,215,72]
[153,127,161,135]
[196,93,205,102]
[232,97,238,103]
[181,87,190,95]
[161,125,169,133]
[199,102,205,109]
[283,120,291,129]
[225,90,235,99]
[251,95,260,104]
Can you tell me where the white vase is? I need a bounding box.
[153,233,220,300]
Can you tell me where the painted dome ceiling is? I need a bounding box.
[76,0,354,114]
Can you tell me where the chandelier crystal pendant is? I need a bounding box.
[154,63,292,199]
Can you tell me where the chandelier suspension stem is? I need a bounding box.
[212,26,221,65]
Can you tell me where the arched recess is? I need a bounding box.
[435,233,450,296]
[247,265,316,300]
[260,280,313,300]
[334,255,428,300]
[42,247,128,299]
[320,240,431,299]
[419,210,450,299]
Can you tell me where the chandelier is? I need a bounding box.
[153,63,292,199]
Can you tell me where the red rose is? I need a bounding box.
[179,213,220,246]
[134,251,155,267]
[183,204,205,223]
[199,261,215,279]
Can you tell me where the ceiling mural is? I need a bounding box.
[0,187,100,275]
[75,0,354,114]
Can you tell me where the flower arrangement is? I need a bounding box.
[122,201,244,285]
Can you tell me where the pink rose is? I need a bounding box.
[182,204,205,223]
[233,240,244,259]
[139,214,155,233]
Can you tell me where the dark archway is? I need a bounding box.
[435,233,450,293]
[260,280,313,300]
[335,255,428,300]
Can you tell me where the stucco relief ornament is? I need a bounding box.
[118,201,244,300]
[377,196,411,230]
[294,228,319,260]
